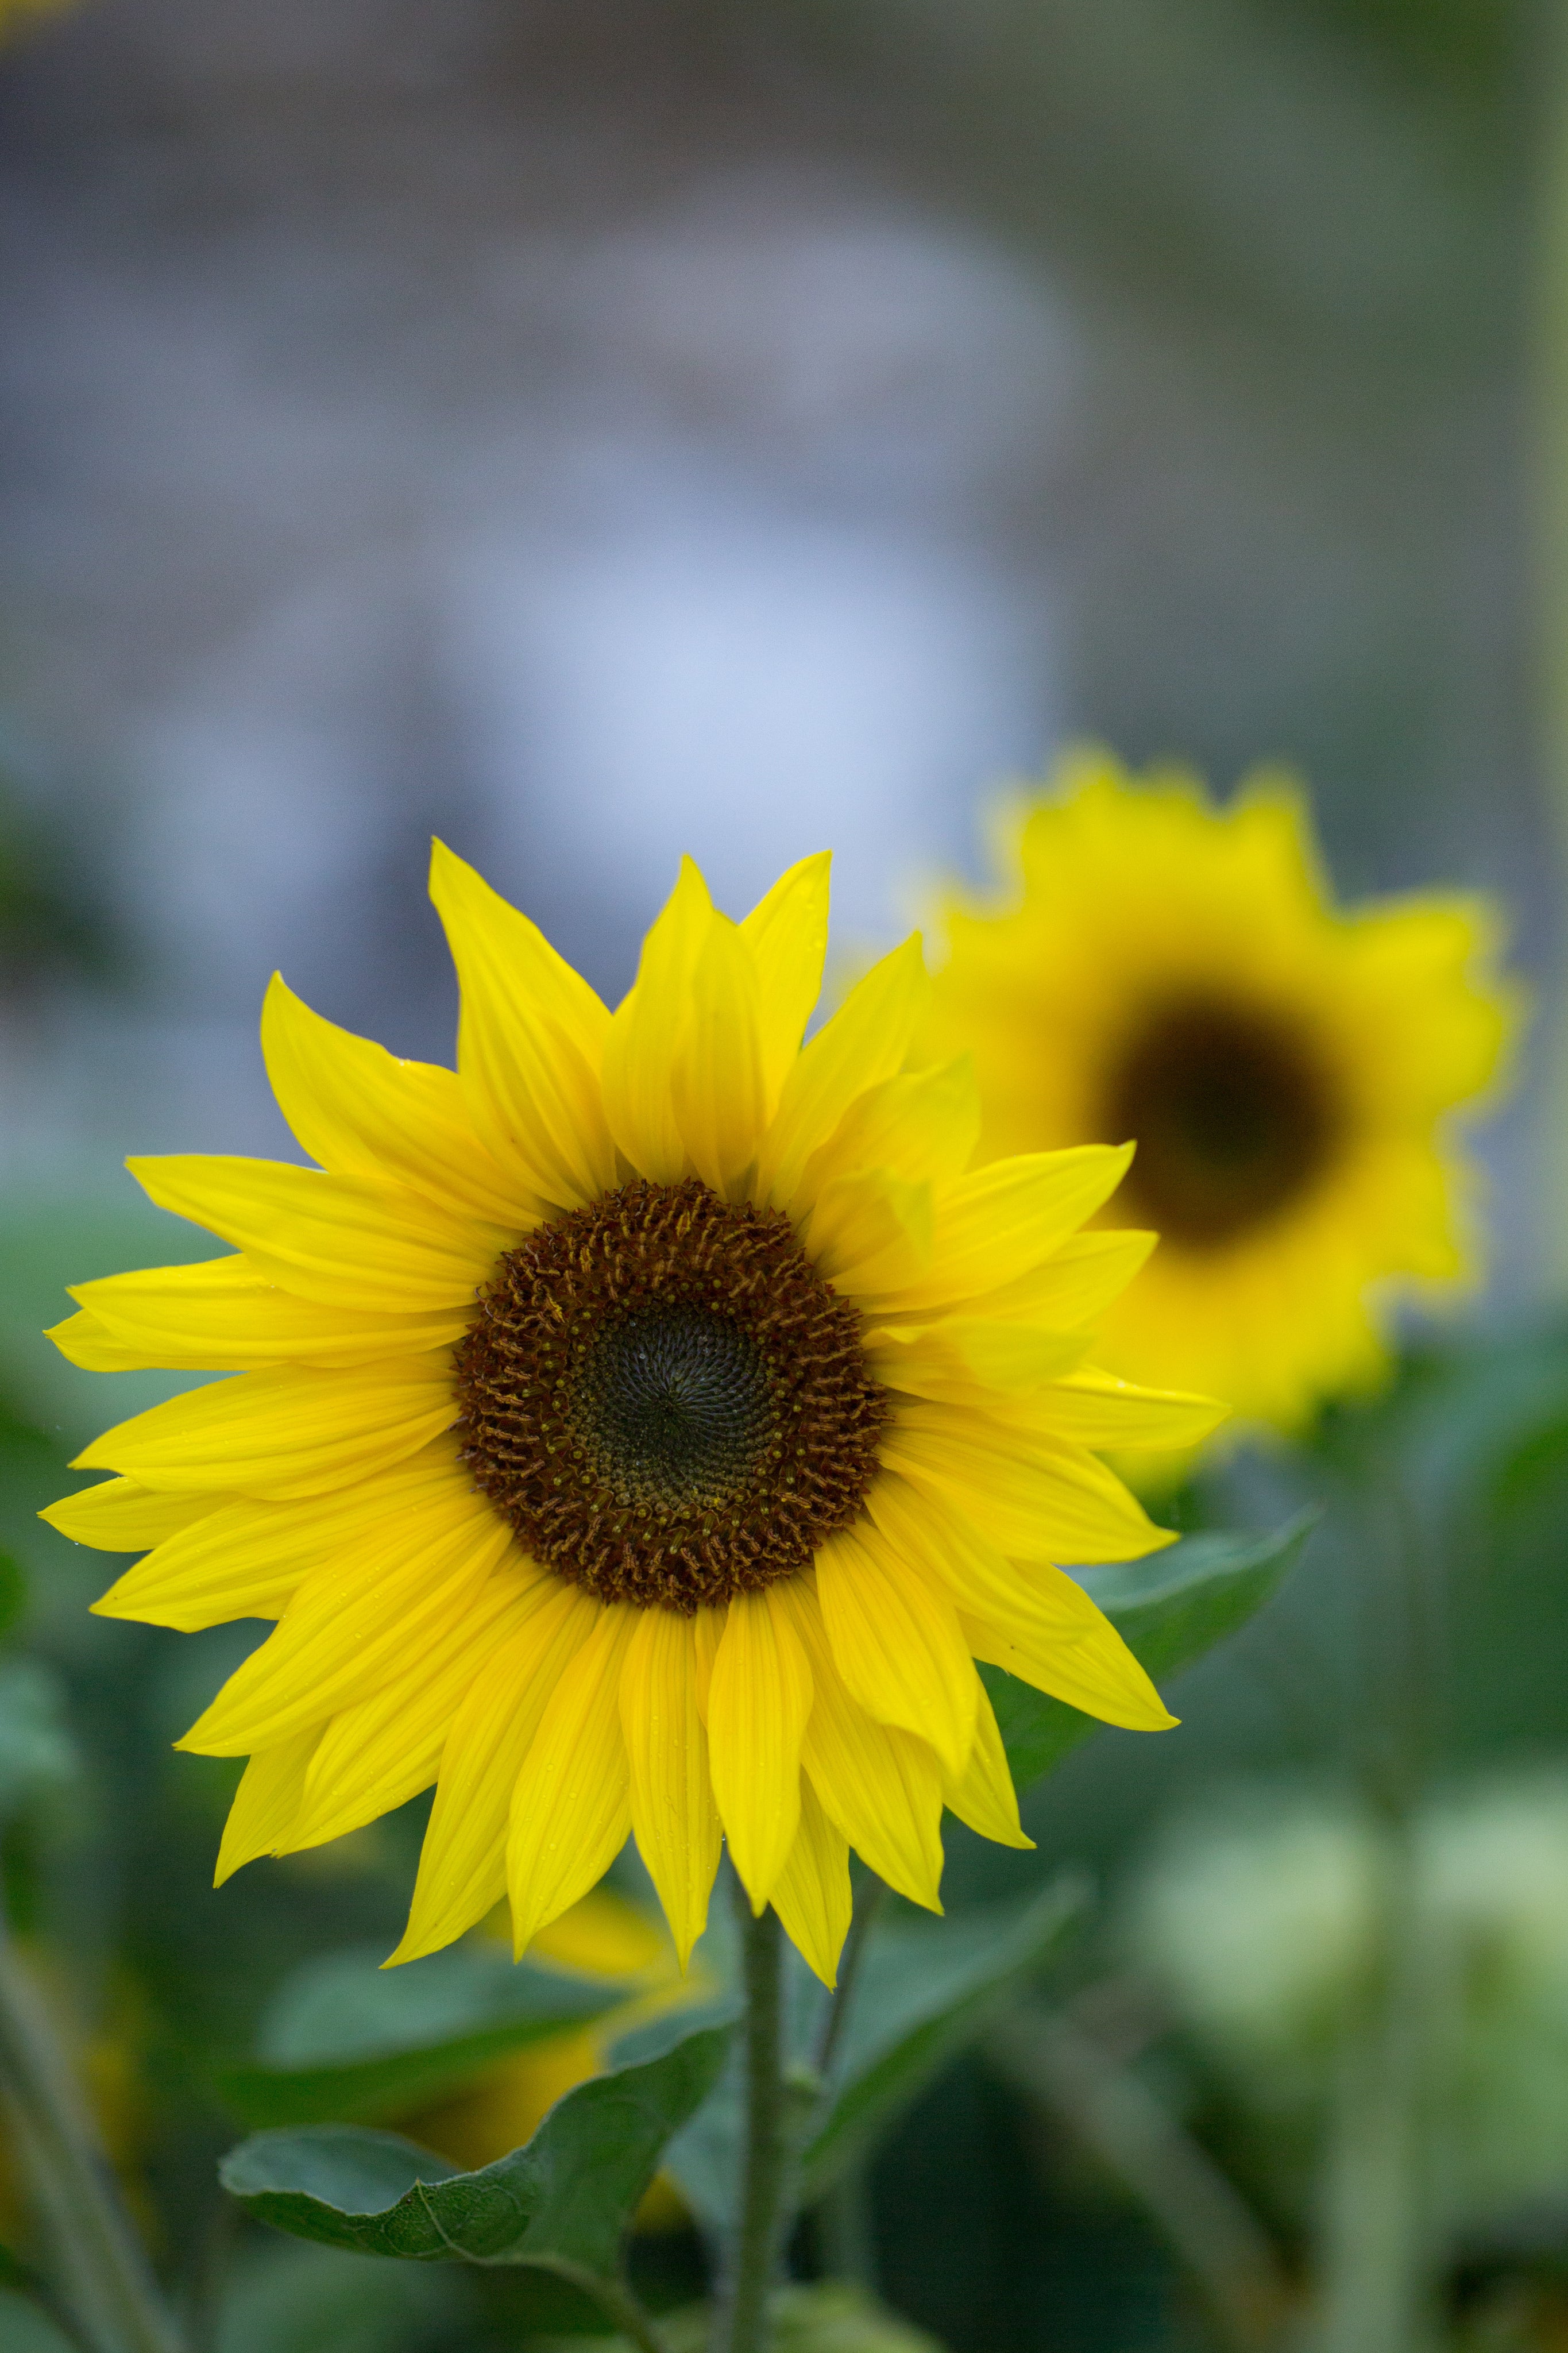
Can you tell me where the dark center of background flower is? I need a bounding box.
[454,1177,889,1610]
[1104,995,1341,1249]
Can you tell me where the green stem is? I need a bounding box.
[1314,1498,1445,2353]
[0,1910,184,2353]
[716,1893,790,2353]
[1313,1824,1440,2353]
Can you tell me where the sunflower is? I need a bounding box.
[921,751,1519,1438]
[43,846,1220,1984]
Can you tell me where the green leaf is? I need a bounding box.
[662,1881,1083,2231]
[984,1514,1315,1793]
[0,1657,76,1823]
[219,2016,733,2277]
[215,1941,624,2127]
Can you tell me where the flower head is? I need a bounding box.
[44,847,1219,1982]
[922,752,1520,1438]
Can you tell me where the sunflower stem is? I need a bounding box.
[0,1906,184,2353]
[1313,1488,1445,2353]
[716,1891,791,2353]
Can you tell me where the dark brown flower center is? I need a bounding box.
[1104,995,1341,1249]
[454,1178,889,1610]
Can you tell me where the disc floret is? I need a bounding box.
[455,1178,889,1611]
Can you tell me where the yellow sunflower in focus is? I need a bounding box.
[922,751,1519,1438]
[43,845,1221,1985]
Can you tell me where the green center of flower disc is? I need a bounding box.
[454,1178,889,1611]
[574,1308,775,1512]
[1105,996,1341,1248]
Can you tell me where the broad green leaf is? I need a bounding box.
[219,2017,732,2277]
[662,1881,1083,2230]
[0,1657,76,1824]
[216,1941,622,2127]
[985,1515,1315,1793]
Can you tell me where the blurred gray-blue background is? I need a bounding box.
[0,0,1538,1187]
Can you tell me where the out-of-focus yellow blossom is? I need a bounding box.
[922,751,1519,1441]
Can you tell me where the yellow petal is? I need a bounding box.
[691,1603,725,1722]
[283,1568,547,1852]
[600,858,715,1183]
[670,915,770,1197]
[214,1727,322,1884]
[507,1605,637,1955]
[739,852,831,1109]
[63,1255,468,1370]
[45,1312,157,1372]
[128,1156,504,1313]
[874,1147,1134,1314]
[261,974,539,1227]
[706,1585,813,1911]
[74,1357,457,1499]
[758,935,930,1206]
[790,1059,979,1212]
[864,1318,1090,1405]
[429,840,618,1211]
[801,1170,932,1293]
[393,1581,600,1964]
[943,1678,1033,1851]
[967,1228,1156,1329]
[813,1521,975,1776]
[620,1609,722,1969]
[864,1468,1127,1652]
[775,1579,944,1910]
[963,1609,1175,1733]
[1017,1368,1227,1452]
[770,1777,852,1988]
[880,1403,1173,1565]
[90,1447,473,1631]
[179,1467,514,1753]
[41,1478,219,1553]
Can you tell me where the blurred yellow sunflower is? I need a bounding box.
[43,844,1221,1985]
[922,751,1519,1437]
